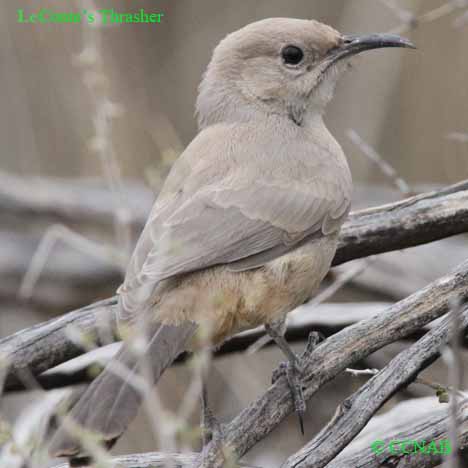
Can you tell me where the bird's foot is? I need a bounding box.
[271,332,322,435]
[272,358,306,433]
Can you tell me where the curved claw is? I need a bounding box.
[298,411,305,436]
[272,358,306,434]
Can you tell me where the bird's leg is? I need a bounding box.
[266,322,322,435]
[200,382,224,447]
[266,322,306,433]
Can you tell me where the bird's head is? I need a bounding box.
[197,18,414,128]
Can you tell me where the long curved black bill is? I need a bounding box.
[330,33,416,62]
[339,34,416,56]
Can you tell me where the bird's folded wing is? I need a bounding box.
[119,177,350,316]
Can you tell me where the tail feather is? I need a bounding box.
[49,321,197,458]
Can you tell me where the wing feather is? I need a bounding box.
[118,124,352,318]
[119,180,349,316]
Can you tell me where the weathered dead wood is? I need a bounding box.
[333,179,468,265]
[197,259,468,467]
[327,400,468,468]
[7,303,398,392]
[282,308,468,467]
[52,452,199,468]
[50,405,468,468]
[1,297,119,391]
[0,171,153,230]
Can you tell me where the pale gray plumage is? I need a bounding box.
[119,119,352,316]
[49,17,413,461]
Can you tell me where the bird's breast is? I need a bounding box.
[206,234,339,345]
[152,234,338,349]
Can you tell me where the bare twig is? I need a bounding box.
[453,8,468,27]
[347,129,413,196]
[389,0,468,35]
[447,132,468,143]
[346,367,465,399]
[443,298,465,468]
[309,259,372,305]
[18,224,123,299]
[75,0,133,271]
[378,0,415,25]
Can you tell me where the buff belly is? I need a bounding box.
[151,234,338,349]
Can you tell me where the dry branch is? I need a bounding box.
[327,400,468,468]
[197,259,468,467]
[53,452,199,468]
[0,171,153,230]
[50,402,468,468]
[2,303,394,393]
[333,179,468,265]
[1,297,119,391]
[282,307,468,467]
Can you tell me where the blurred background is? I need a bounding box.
[1,0,468,466]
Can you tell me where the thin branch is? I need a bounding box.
[0,229,120,310]
[444,298,465,468]
[347,129,413,196]
[378,0,415,25]
[75,0,133,271]
[447,132,468,143]
[345,367,465,399]
[17,224,123,300]
[388,0,468,35]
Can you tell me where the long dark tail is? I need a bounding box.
[49,321,197,459]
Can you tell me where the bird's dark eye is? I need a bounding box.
[281,45,304,65]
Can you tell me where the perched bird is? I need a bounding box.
[50,17,414,462]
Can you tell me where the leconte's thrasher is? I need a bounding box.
[50,17,414,461]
